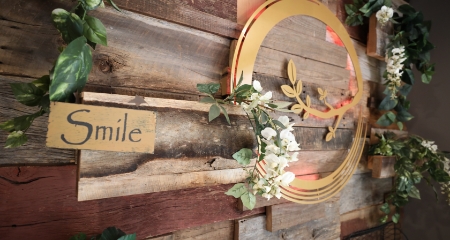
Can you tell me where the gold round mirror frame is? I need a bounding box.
[230,0,367,204]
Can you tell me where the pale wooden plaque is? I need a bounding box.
[47,102,156,153]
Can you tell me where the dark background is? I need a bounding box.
[404,0,450,239]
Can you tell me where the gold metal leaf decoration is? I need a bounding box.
[288,59,297,85]
[296,81,303,95]
[281,85,296,98]
[291,104,303,114]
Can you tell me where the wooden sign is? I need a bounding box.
[47,102,156,153]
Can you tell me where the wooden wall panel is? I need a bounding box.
[236,195,340,239]
[0,165,264,239]
[0,76,75,165]
[339,172,392,215]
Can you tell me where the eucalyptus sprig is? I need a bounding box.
[370,133,450,224]
[345,1,435,130]
[197,74,299,209]
[0,0,120,148]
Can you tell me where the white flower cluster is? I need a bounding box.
[386,46,406,99]
[440,158,450,206]
[376,6,394,26]
[251,116,300,200]
[421,140,438,153]
[240,80,272,112]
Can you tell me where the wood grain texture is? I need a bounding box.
[172,220,233,240]
[79,92,355,200]
[263,16,346,68]
[339,172,392,214]
[372,156,396,179]
[237,0,266,25]
[255,47,350,90]
[336,0,368,43]
[0,1,231,96]
[237,195,340,239]
[340,203,395,238]
[0,165,264,239]
[0,76,75,165]
[367,15,391,60]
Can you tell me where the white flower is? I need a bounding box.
[280,129,296,142]
[265,153,280,164]
[253,80,263,92]
[261,127,277,140]
[289,152,299,162]
[279,172,295,187]
[260,91,272,101]
[266,144,280,154]
[422,140,438,153]
[278,116,290,128]
[287,141,301,151]
[376,6,394,26]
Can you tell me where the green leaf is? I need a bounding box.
[392,213,400,223]
[237,71,244,86]
[106,0,122,12]
[0,119,15,132]
[408,185,421,199]
[83,15,107,46]
[272,101,292,109]
[10,83,44,106]
[421,73,432,84]
[379,96,398,110]
[397,121,403,131]
[51,9,84,44]
[402,69,415,85]
[83,0,103,10]
[380,203,391,214]
[399,84,412,96]
[219,105,231,125]
[232,148,253,165]
[397,110,414,122]
[208,104,221,122]
[200,97,216,103]
[70,233,87,240]
[32,75,50,92]
[380,215,388,223]
[40,95,50,113]
[376,112,396,126]
[225,183,248,198]
[240,192,256,210]
[272,120,287,129]
[98,227,126,240]
[197,83,220,95]
[5,131,28,148]
[50,36,92,102]
[117,234,136,240]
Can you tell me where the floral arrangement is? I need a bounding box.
[197,75,300,209]
[345,0,435,130]
[369,132,450,223]
[0,0,120,148]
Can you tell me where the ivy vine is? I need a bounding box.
[0,0,120,148]
[345,0,435,130]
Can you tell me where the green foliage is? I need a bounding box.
[232,148,253,165]
[240,192,256,210]
[1,0,121,148]
[71,226,136,240]
[371,133,450,223]
[345,1,435,127]
[225,183,248,198]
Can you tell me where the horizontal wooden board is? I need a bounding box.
[339,172,392,214]
[0,165,264,239]
[0,1,231,96]
[171,220,234,240]
[236,195,340,239]
[262,16,347,68]
[47,102,157,153]
[79,92,356,200]
[255,47,350,90]
[0,76,75,165]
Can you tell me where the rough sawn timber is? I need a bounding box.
[78,92,355,200]
[0,75,75,165]
[0,165,264,239]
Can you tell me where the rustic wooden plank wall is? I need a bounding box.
[0,0,397,239]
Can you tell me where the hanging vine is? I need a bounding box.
[0,0,121,148]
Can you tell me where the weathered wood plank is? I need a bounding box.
[372,156,396,179]
[336,0,368,43]
[367,15,391,60]
[146,234,174,240]
[370,128,408,144]
[236,195,340,239]
[266,202,326,232]
[263,17,347,68]
[237,0,266,25]
[0,2,231,96]
[352,39,382,83]
[0,76,75,165]
[0,165,264,239]
[255,47,350,89]
[339,172,392,214]
[172,220,233,240]
[340,204,395,238]
[78,92,355,200]
[111,0,239,38]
